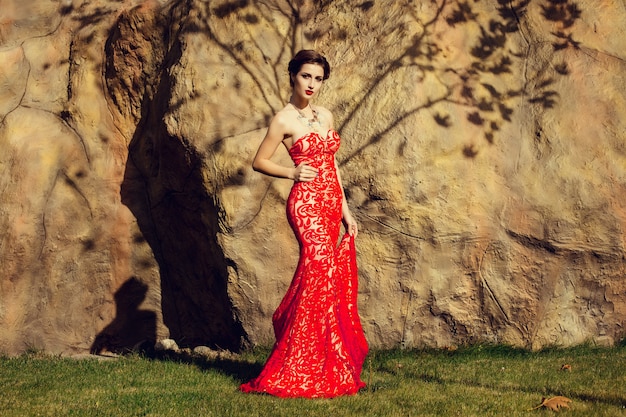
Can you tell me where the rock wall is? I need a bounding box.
[0,0,624,355]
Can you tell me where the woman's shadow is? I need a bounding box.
[90,277,157,355]
[91,277,263,383]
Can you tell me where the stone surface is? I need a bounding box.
[0,0,625,355]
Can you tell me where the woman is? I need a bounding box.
[240,50,368,398]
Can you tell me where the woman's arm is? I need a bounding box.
[252,115,318,182]
[252,115,296,179]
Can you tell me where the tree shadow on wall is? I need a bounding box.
[326,0,584,163]
[176,0,583,161]
[184,0,585,349]
[90,277,156,355]
[181,0,314,122]
[106,0,585,352]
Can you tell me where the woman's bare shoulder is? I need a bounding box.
[266,105,299,140]
[271,105,298,126]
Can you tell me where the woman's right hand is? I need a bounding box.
[292,162,319,182]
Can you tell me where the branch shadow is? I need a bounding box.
[335,0,582,165]
[181,0,307,117]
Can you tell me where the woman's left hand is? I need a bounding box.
[343,214,358,238]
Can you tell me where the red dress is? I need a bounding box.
[240,129,368,398]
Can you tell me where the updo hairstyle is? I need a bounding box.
[287,50,330,86]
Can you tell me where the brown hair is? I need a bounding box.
[288,50,330,86]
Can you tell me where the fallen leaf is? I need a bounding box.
[529,396,572,412]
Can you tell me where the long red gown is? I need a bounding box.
[240,129,368,398]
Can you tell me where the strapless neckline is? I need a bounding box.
[290,129,334,150]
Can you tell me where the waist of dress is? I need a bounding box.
[291,173,340,190]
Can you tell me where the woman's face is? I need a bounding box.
[291,63,325,101]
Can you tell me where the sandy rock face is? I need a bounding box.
[0,0,169,355]
[0,0,624,355]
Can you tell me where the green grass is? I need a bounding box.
[1,344,625,416]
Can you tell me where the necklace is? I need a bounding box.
[293,104,322,131]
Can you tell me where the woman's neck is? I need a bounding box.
[289,95,310,110]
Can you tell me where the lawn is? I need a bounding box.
[1,343,624,416]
